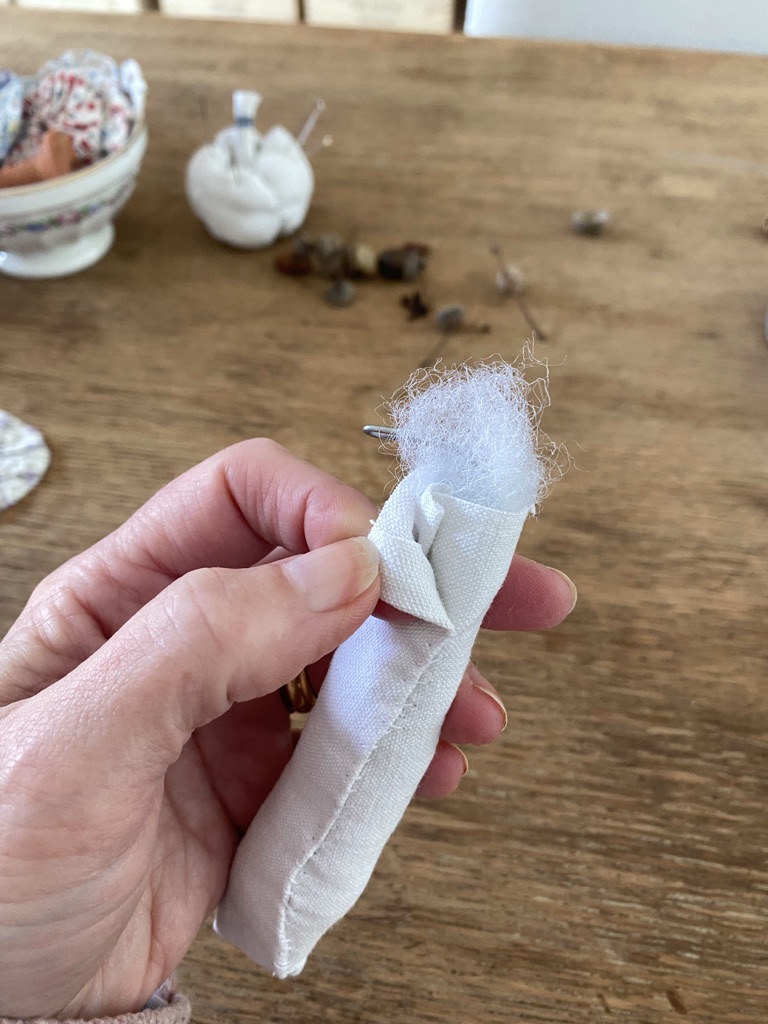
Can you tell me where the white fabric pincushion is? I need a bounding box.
[186,90,314,249]
[216,361,552,976]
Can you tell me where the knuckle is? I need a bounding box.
[229,436,288,464]
[166,567,239,654]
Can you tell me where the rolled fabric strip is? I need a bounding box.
[216,360,553,976]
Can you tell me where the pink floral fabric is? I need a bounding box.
[2,50,142,170]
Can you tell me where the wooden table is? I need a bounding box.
[3,11,768,1022]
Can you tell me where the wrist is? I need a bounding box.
[0,983,190,1024]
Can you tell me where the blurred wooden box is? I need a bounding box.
[159,0,297,20]
[15,0,148,10]
[304,0,455,33]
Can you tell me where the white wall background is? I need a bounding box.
[465,0,768,55]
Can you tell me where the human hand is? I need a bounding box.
[0,440,575,1020]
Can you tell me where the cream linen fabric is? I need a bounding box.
[215,471,530,976]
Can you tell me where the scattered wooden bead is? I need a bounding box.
[310,233,346,278]
[346,242,378,278]
[275,235,436,313]
[275,252,312,276]
[421,307,489,367]
[571,209,609,236]
[377,246,427,282]
[402,250,425,281]
[324,279,356,307]
[434,304,465,333]
[291,234,313,257]
[495,262,526,296]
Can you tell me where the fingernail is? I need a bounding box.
[450,744,469,777]
[283,537,380,613]
[468,667,508,732]
[547,566,578,613]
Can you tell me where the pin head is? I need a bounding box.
[362,425,398,441]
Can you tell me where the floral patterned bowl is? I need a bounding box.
[0,123,147,279]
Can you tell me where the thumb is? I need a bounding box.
[20,536,380,783]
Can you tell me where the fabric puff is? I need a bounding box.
[30,69,103,164]
[38,48,119,84]
[0,72,24,163]
[119,59,147,122]
[40,50,143,124]
[4,50,143,169]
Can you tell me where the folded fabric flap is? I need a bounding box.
[367,476,449,627]
[371,477,528,631]
[371,528,454,631]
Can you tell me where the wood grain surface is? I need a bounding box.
[2,11,768,1022]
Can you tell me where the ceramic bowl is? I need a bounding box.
[0,124,147,279]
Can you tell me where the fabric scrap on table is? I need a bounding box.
[0,411,51,510]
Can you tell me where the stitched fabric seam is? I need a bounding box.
[275,629,450,974]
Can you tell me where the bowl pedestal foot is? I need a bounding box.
[0,223,115,279]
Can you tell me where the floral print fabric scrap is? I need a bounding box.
[0,72,24,162]
[1,49,145,169]
[0,411,51,510]
[10,70,110,166]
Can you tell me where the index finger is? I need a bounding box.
[2,439,377,700]
[87,438,378,629]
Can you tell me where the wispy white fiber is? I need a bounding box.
[385,354,560,514]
